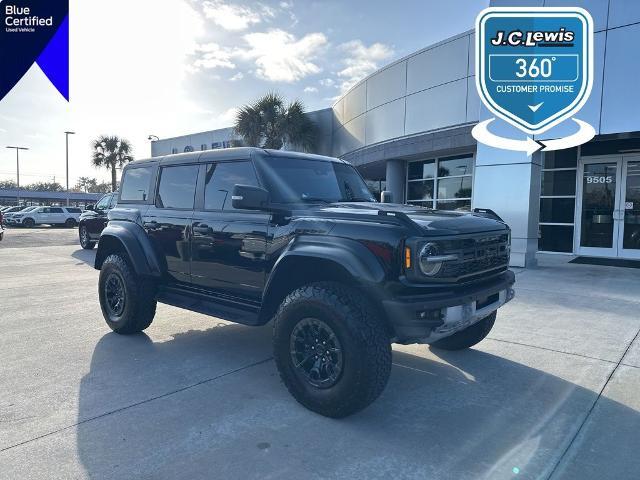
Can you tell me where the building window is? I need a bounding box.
[406,154,474,211]
[538,148,577,253]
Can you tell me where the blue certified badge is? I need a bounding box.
[476,7,593,134]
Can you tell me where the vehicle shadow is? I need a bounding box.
[75,325,640,480]
[71,248,96,266]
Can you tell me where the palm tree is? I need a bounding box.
[91,136,133,192]
[234,93,316,151]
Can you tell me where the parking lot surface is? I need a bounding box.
[1,234,639,479]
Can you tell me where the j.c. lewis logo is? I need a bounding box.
[0,0,69,102]
[472,7,595,155]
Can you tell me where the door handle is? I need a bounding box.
[193,224,212,235]
[144,221,160,230]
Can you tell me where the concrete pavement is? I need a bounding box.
[1,232,639,479]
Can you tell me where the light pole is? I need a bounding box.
[6,146,28,204]
[148,135,159,157]
[64,131,75,206]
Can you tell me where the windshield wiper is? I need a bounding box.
[300,196,333,204]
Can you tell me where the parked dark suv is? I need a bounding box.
[79,192,117,249]
[94,148,515,417]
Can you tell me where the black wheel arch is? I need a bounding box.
[259,236,389,329]
[95,221,164,278]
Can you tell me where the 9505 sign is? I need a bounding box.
[585,175,613,184]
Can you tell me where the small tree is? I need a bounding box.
[91,136,133,192]
[234,93,316,151]
[0,180,17,189]
[75,176,98,193]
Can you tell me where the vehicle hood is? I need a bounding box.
[303,202,509,235]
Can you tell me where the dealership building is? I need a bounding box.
[151,0,640,267]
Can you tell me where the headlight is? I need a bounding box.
[418,243,443,276]
[418,242,458,277]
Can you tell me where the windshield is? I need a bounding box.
[258,156,376,204]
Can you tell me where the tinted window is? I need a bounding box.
[259,157,375,204]
[50,208,64,213]
[204,162,259,210]
[120,166,154,202]
[66,208,81,213]
[156,165,199,209]
[95,195,111,210]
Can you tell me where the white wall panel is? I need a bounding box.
[406,37,468,94]
[365,98,405,145]
[343,83,366,123]
[601,24,640,134]
[366,61,407,110]
[405,79,467,135]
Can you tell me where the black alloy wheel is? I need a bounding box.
[290,317,344,389]
[104,272,126,317]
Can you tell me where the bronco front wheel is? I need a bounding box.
[273,282,391,418]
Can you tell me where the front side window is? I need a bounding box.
[95,195,111,210]
[120,166,154,202]
[156,165,199,209]
[204,161,259,210]
[259,157,375,204]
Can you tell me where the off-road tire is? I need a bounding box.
[23,218,35,228]
[98,254,157,334]
[429,311,496,351]
[79,225,95,249]
[273,282,391,418]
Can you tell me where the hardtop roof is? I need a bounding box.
[123,147,347,169]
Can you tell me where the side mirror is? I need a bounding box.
[85,204,94,211]
[232,184,270,210]
[381,191,393,203]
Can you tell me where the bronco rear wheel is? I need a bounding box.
[429,311,496,351]
[273,282,391,418]
[98,254,157,334]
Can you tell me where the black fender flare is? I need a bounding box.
[261,235,386,319]
[94,221,163,277]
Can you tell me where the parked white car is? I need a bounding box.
[4,206,39,224]
[13,206,82,228]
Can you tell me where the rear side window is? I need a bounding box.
[50,208,64,213]
[156,165,199,209]
[204,161,259,211]
[120,166,154,202]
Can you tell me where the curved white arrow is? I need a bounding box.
[472,119,542,156]
[539,118,595,151]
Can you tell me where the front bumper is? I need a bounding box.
[383,270,516,344]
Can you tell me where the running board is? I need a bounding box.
[157,286,262,326]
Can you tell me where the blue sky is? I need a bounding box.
[0,0,487,185]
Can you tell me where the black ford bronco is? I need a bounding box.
[95,148,515,417]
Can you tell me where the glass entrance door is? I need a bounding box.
[576,159,621,257]
[618,157,640,259]
[576,155,640,259]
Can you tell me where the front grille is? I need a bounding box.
[438,233,510,281]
